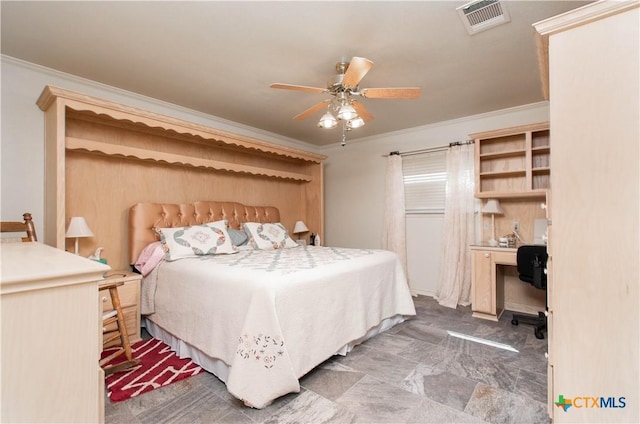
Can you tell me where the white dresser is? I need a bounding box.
[1,242,110,423]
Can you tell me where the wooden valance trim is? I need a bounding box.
[37,85,326,164]
[66,137,312,182]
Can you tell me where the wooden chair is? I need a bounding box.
[0,212,37,242]
[99,281,140,375]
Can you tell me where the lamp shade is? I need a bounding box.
[65,217,94,238]
[318,112,338,129]
[347,117,365,129]
[337,104,357,121]
[293,221,309,234]
[482,199,504,215]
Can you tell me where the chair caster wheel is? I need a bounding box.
[511,319,519,326]
[535,330,545,340]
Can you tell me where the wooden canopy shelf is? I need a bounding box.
[65,137,312,182]
[37,85,326,269]
[37,86,325,164]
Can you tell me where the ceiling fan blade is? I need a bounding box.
[342,57,374,89]
[293,100,331,121]
[270,83,327,94]
[352,101,374,122]
[361,87,421,99]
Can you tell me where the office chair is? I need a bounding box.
[511,245,548,339]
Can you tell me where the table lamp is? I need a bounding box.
[293,220,309,240]
[65,216,94,254]
[482,199,503,247]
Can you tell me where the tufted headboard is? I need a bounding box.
[129,201,281,264]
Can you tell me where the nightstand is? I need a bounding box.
[99,271,141,349]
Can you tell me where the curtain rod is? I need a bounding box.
[387,139,474,157]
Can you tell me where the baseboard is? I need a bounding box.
[411,288,436,298]
[505,301,543,316]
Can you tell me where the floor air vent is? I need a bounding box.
[457,0,511,35]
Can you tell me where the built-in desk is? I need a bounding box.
[470,244,517,321]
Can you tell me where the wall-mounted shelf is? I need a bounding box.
[479,148,527,160]
[479,170,527,179]
[37,86,324,164]
[66,137,312,182]
[472,122,550,199]
[475,190,548,200]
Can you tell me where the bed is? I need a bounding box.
[129,201,416,408]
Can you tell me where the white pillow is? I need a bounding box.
[157,220,238,260]
[243,222,298,250]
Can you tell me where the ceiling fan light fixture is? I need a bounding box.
[347,117,365,129]
[318,111,338,129]
[337,104,357,121]
[270,56,421,137]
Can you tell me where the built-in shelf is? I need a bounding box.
[532,146,551,154]
[479,149,527,160]
[66,137,312,182]
[475,190,548,199]
[479,169,527,179]
[37,85,326,269]
[533,167,551,174]
[37,85,325,165]
[472,122,550,199]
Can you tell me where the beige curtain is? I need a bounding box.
[382,154,408,281]
[435,144,477,308]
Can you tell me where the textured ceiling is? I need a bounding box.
[1,1,588,147]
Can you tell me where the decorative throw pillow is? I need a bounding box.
[157,220,238,260]
[242,222,298,250]
[134,241,167,276]
[228,228,249,246]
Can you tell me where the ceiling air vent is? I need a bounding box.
[457,0,511,35]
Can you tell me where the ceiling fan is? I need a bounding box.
[270,57,421,136]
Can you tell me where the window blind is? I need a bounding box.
[402,150,447,213]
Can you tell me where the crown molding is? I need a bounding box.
[533,0,640,99]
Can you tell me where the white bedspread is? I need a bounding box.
[141,245,415,408]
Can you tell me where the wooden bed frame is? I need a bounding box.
[129,201,280,265]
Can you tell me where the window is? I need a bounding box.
[402,150,447,214]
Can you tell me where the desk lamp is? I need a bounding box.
[482,199,503,247]
[65,216,94,255]
[293,221,309,240]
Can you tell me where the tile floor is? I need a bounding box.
[105,296,550,424]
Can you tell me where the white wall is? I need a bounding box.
[0,56,313,235]
[320,104,550,296]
